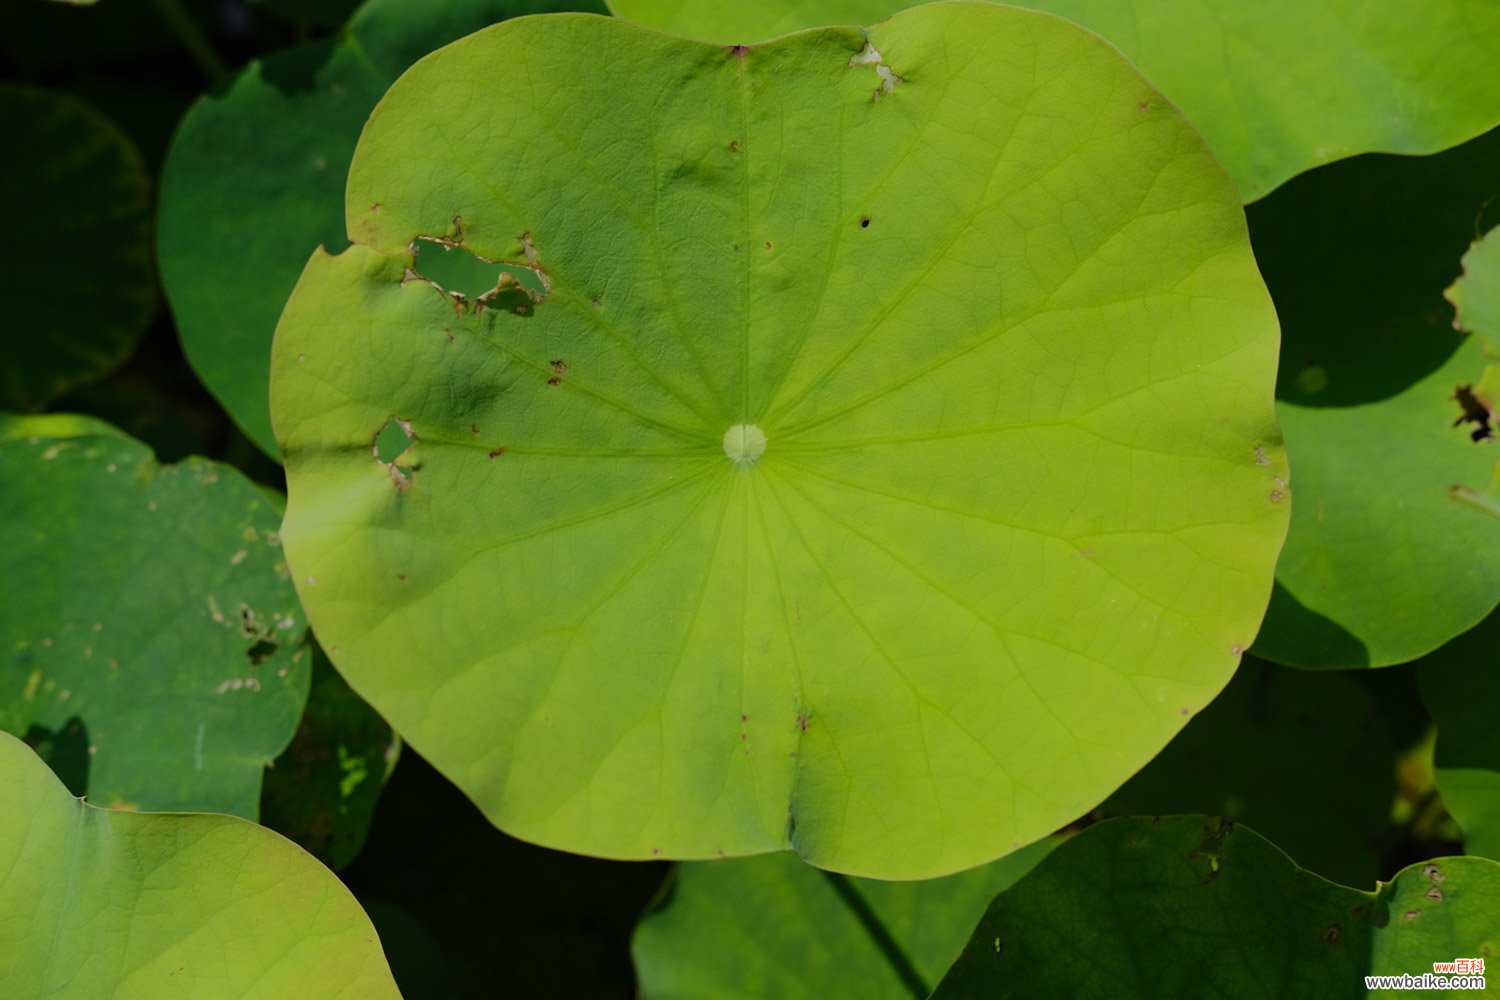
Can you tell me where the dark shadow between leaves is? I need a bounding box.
[22,716,90,798]
[1249,125,1500,408]
[257,40,341,98]
[1252,581,1370,668]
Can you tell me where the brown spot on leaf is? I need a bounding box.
[1321,924,1341,945]
[488,448,506,459]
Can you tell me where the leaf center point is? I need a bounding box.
[722,424,767,466]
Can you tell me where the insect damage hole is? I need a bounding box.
[373,417,416,488]
[848,42,902,100]
[1452,384,1494,442]
[410,238,548,316]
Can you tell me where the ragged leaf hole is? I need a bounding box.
[373,417,413,465]
[411,238,548,315]
[1453,384,1494,441]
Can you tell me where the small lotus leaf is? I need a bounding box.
[0,731,400,999]
[932,816,1500,999]
[633,840,1055,998]
[0,418,309,816]
[272,5,1286,876]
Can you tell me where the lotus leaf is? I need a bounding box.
[0,418,309,816]
[633,840,1055,998]
[0,731,400,999]
[272,5,1286,875]
[932,816,1500,999]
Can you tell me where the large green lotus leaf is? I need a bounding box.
[0,85,153,410]
[261,644,400,870]
[158,0,608,459]
[1105,656,1393,886]
[0,730,401,999]
[1417,606,1500,861]
[606,0,1500,203]
[0,418,310,816]
[1248,129,1500,668]
[931,816,1500,999]
[272,5,1287,876]
[632,840,1055,998]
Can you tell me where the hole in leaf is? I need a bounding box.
[246,637,279,666]
[1453,384,1494,441]
[23,716,90,796]
[412,239,548,314]
[373,418,412,464]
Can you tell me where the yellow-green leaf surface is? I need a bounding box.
[932,816,1500,999]
[0,731,400,1000]
[1247,131,1500,667]
[608,0,1500,202]
[633,840,1055,998]
[0,85,153,410]
[272,6,1287,876]
[0,417,310,816]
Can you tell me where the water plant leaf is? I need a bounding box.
[1417,606,1500,861]
[272,4,1286,876]
[0,417,309,816]
[1248,130,1500,667]
[606,0,1500,202]
[0,731,400,999]
[931,816,1500,999]
[0,85,153,410]
[158,0,607,458]
[632,840,1056,998]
